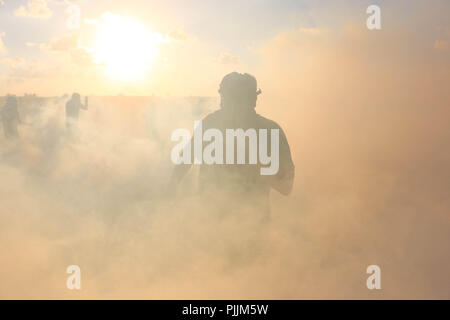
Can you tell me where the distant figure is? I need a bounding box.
[1,96,21,139]
[66,93,88,129]
[168,72,295,217]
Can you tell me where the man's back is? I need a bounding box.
[65,99,82,119]
[197,107,295,216]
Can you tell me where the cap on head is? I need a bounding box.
[72,92,81,100]
[219,72,261,98]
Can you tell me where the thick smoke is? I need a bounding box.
[1,16,449,299]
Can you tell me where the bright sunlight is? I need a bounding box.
[93,13,160,81]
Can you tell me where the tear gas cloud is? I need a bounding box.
[0,1,449,300]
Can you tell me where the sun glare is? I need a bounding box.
[94,13,159,81]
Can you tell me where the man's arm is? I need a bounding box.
[81,97,88,110]
[269,126,295,195]
[268,168,295,195]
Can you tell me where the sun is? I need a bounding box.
[93,13,160,81]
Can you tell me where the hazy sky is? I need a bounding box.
[0,0,448,96]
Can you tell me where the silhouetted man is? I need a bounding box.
[1,96,21,139]
[169,72,295,217]
[66,93,88,129]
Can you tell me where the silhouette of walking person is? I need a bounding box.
[66,92,88,130]
[1,96,21,139]
[168,72,295,217]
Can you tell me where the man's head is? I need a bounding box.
[219,72,261,111]
[71,92,81,102]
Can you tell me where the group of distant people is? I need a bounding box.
[0,92,88,139]
[1,73,295,214]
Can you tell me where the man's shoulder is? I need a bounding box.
[202,109,224,126]
[255,113,283,130]
[203,109,222,120]
[202,109,285,132]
